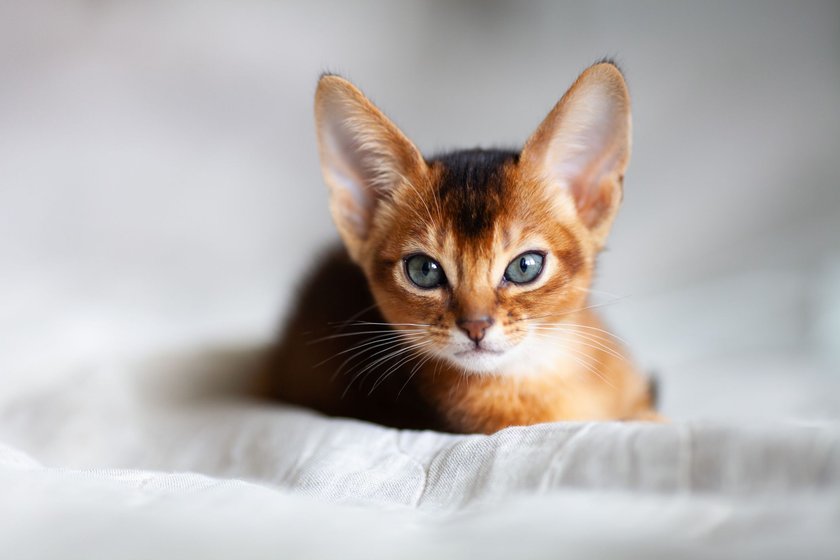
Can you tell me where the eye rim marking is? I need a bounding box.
[403,253,447,290]
[502,250,546,285]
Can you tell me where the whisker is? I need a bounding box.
[352,346,427,397]
[532,324,626,355]
[570,286,627,299]
[564,348,615,388]
[397,351,435,398]
[558,334,624,365]
[328,302,381,330]
[527,332,616,388]
[520,297,629,323]
[432,183,444,223]
[555,343,615,388]
[398,172,437,227]
[369,344,433,394]
[309,328,426,344]
[530,321,629,346]
[319,330,423,359]
[342,340,432,397]
[340,337,427,382]
[559,323,630,346]
[529,326,626,362]
[337,321,434,328]
[527,331,611,363]
[321,331,425,373]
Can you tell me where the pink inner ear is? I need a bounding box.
[321,108,375,209]
[574,173,618,229]
[565,149,622,226]
[317,78,428,246]
[541,80,628,231]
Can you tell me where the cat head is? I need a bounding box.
[314,62,631,374]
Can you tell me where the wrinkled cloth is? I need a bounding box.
[0,347,838,559]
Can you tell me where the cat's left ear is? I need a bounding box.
[314,75,427,262]
[520,62,631,248]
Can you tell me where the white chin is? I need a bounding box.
[448,350,508,374]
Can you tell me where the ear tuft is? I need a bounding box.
[521,62,632,248]
[591,56,623,74]
[314,76,426,261]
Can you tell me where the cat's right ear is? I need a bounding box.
[314,75,427,261]
[520,62,632,250]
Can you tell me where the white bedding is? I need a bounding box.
[1,346,838,559]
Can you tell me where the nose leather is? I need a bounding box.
[456,317,494,343]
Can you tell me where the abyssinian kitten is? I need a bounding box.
[267,61,660,433]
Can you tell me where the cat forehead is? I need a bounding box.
[385,147,580,259]
[428,148,520,239]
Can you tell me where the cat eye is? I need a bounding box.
[504,252,545,285]
[405,254,446,289]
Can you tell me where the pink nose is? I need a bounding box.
[456,317,494,343]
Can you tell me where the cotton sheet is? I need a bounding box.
[0,346,838,559]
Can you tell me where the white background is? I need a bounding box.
[1,0,839,416]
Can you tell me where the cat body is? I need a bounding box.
[268,61,660,433]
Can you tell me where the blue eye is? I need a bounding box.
[504,252,545,284]
[405,254,445,289]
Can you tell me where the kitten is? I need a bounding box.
[267,61,661,433]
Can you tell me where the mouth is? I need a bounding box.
[454,347,503,357]
[449,346,509,374]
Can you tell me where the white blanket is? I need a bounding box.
[1,346,838,559]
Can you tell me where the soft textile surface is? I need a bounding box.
[1,346,838,559]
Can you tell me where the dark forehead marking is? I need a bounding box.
[427,149,520,238]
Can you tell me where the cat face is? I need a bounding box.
[315,63,631,374]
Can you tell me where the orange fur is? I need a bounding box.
[267,62,661,433]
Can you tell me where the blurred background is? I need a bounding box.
[1,0,838,418]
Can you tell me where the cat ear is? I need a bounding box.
[314,75,427,260]
[520,62,631,248]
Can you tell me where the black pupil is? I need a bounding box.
[422,260,432,276]
[519,257,529,273]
